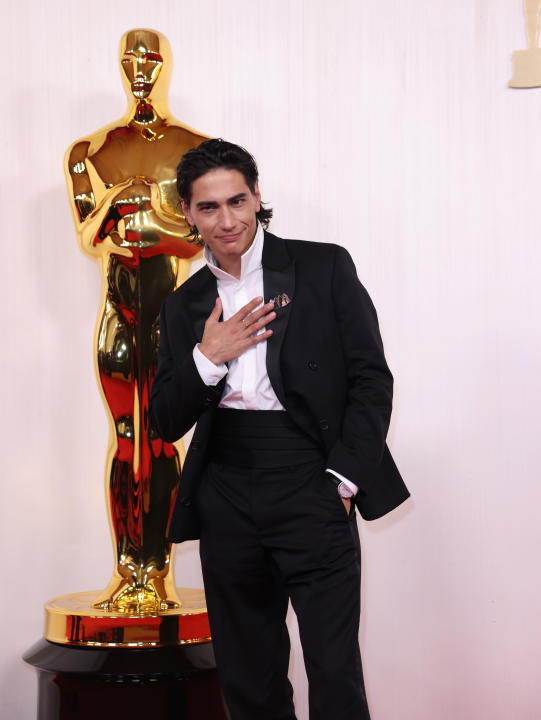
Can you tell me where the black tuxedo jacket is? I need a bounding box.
[150,231,410,543]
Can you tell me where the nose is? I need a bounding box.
[218,205,235,229]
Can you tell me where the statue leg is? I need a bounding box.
[91,296,182,611]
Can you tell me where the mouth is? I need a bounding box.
[218,232,242,243]
[131,80,151,90]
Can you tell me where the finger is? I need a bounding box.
[244,301,275,326]
[242,308,275,336]
[250,311,276,332]
[207,297,222,323]
[247,329,273,346]
[232,296,264,323]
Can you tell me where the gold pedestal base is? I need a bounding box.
[44,587,210,648]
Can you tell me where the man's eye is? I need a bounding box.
[232,198,244,206]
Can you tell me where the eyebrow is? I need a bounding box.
[195,193,247,209]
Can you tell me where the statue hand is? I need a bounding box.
[94,199,149,246]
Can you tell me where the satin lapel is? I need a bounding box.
[263,234,295,408]
[183,267,219,343]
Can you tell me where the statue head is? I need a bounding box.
[119,29,172,106]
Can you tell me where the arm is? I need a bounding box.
[65,141,197,257]
[150,295,276,442]
[326,246,394,494]
[325,468,358,497]
[64,140,135,257]
[150,299,226,442]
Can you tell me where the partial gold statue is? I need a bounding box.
[510,0,541,87]
[65,28,207,613]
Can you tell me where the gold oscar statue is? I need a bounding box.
[44,28,211,645]
[510,0,541,86]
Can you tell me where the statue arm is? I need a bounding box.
[65,130,206,256]
[64,140,135,257]
[65,141,96,222]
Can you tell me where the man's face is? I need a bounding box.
[121,32,163,99]
[182,169,261,267]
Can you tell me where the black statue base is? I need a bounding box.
[24,638,229,720]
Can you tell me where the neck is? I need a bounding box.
[217,256,242,279]
[208,226,258,280]
[128,100,166,126]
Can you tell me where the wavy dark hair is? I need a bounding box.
[177,138,273,241]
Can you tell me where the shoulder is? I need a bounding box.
[163,264,213,308]
[64,121,118,162]
[265,231,349,267]
[65,139,90,167]
[286,238,340,257]
[267,231,342,255]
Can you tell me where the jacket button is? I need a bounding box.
[319,419,329,431]
[308,360,318,371]
[180,497,192,507]
[204,396,213,405]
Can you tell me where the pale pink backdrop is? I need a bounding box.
[2,1,540,718]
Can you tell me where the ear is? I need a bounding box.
[253,181,261,212]
[181,199,194,226]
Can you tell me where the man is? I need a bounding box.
[150,139,410,720]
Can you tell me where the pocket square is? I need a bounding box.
[270,293,292,309]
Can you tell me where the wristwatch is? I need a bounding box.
[325,471,354,499]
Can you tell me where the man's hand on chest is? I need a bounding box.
[199,296,276,366]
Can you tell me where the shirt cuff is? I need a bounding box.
[325,468,358,497]
[192,344,228,386]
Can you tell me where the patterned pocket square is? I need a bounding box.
[270,293,292,308]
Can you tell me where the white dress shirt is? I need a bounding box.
[192,223,358,497]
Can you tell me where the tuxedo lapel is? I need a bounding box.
[182,266,219,343]
[262,232,295,408]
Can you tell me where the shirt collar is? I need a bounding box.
[204,222,263,284]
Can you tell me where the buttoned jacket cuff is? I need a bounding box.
[193,344,228,386]
[325,468,358,497]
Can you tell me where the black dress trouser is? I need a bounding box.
[195,411,371,720]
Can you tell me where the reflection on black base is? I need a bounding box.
[24,638,229,720]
